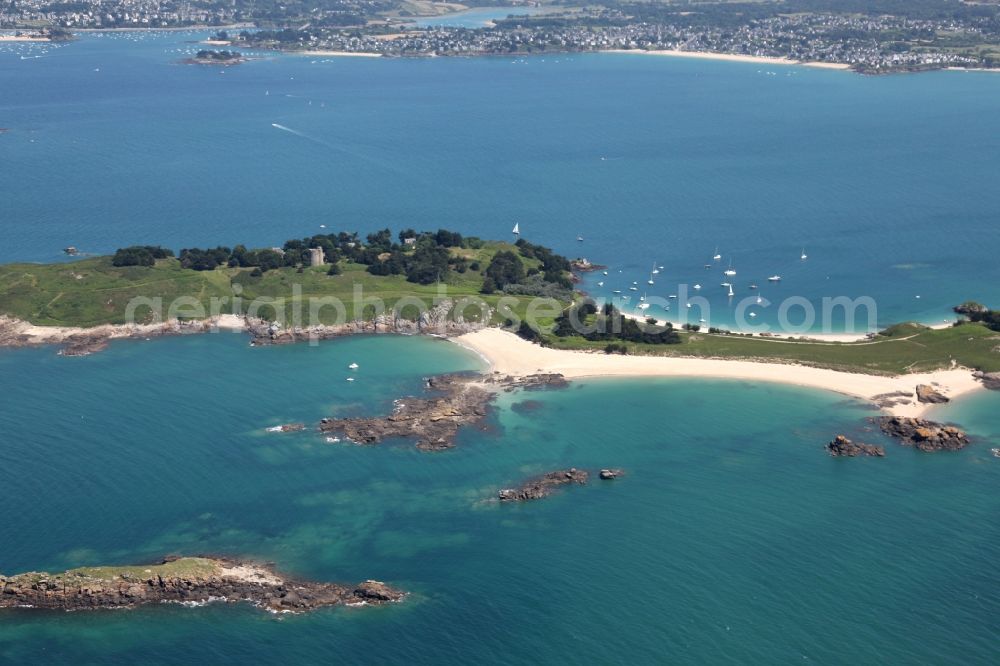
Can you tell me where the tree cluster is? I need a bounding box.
[954,301,1000,331]
[552,300,681,345]
[111,245,174,267]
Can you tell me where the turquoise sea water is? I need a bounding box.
[0,334,998,663]
[2,31,1000,330]
[2,31,1000,664]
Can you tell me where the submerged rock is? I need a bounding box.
[599,468,625,479]
[915,384,949,404]
[0,557,403,613]
[877,416,970,452]
[826,435,885,457]
[267,423,305,433]
[498,468,590,502]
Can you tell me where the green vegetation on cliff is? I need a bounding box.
[0,231,574,327]
[2,557,219,585]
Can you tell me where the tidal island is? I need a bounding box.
[3,229,1000,425]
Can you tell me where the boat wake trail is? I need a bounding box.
[270,122,414,180]
[270,123,310,139]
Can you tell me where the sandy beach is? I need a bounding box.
[605,49,851,70]
[800,61,852,70]
[0,34,50,42]
[452,328,983,418]
[299,50,383,58]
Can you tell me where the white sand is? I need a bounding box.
[0,34,49,42]
[605,49,851,70]
[801,62,851,70]
[452,328,983,418]
[299,50,382,58]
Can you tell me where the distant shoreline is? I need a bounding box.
[603,49,852,70]
[0,34,51,42]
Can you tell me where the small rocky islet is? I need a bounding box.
[498,468,624,502]
[826,435,885,457]
[319,372,568,451]
[0,557,403,613]
[828,416,972,458]
[876,416,970,452]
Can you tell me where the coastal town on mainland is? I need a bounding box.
[4,0,1000,73]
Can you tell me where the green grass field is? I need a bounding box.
[3,557,219,584]
[0,242,543,327]
[543,321,1000,374]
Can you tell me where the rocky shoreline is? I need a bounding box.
[247,302,483,347]
[0,315,234,356]
[0,556,403,613]
[320,372,568,451]
[0,304,484,357]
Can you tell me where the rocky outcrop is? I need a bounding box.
[826,435,885,457]
[0,557,403,613]
[915,384,949,404]
[972,370,1000,391]
[498,468,590,502]
[877,416,970,452]
[319,372,567,451]
[569,259,606,273]
[247,300,486,346]
[599,468,625,479]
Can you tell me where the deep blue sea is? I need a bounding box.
[1,32,1000,664]
[2,30,1000,330]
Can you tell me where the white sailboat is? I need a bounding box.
[727,283,734,297]
[800,248,808,260]
[713,247,722,261]
[756,292,763,305]
[512,222,520,237]
[723,259,736,277]
[768,275,782,282]
[693,284,702,290]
